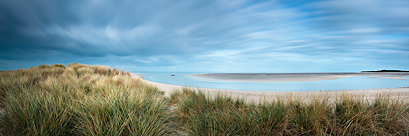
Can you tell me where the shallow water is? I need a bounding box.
[141,73,409,91]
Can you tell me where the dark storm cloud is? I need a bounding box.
[0,0,408,71]
[1,0,268,66]
[0,0,97,58]
[1,0,252,59]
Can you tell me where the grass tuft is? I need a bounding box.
[0,63,174,135]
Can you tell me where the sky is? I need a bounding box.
[1,0,408,73]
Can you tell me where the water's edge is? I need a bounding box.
[140,73,409,91]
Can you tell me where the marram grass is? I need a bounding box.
[171,88,409,136]
[1,63,408,135]
[0,63,173,135]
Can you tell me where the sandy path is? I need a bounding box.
[131,73,409,102]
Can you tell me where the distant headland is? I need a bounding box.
[361,69,409,72]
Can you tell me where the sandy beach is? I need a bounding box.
[131,73,409,102]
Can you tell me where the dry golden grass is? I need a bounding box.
[171,88,409,135]
[0,63,173,135]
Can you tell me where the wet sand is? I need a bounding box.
[369,76,407,80]
[131,73,409,102]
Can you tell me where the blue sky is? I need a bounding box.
[1,0,408,72]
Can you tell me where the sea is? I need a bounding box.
[140,72,409,91]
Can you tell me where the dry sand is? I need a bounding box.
[131,73,409,102]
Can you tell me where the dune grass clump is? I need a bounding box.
[171,89,409,135]
[67,63,88,71]
[171,88,289,135]
[331,94,409,135]
[286,97,332,135]
[93,65,111,76]
[52,64,66,68]
[0,63,173,135]
[372,95,409,134]
[3,87,74,135]
[73,89,170,135]
[76,67,95,76]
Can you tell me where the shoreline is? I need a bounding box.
[188,72,409,82]
[131,73,409,102]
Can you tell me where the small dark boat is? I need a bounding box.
[171,74,175,76]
